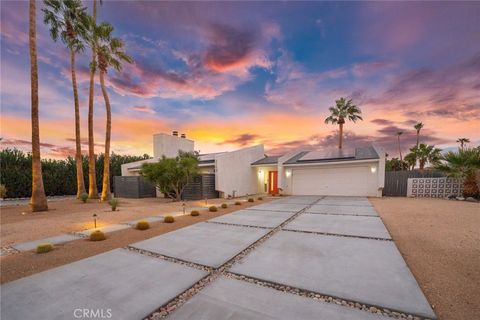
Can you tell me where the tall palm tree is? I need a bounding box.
[324,98,363,149]
[456,138,470,150]
[396,131,403,161]
[414,122,424,148]
[87,0,100,199]
[29,0,48,212]
[91,22,133,200]
[414,144,442,171]
[43,0,88,199]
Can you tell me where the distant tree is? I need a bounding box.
[385,157,409,171]
[436,147,480,198]
[324,98,363,149]
[414,122,424,148]
[456,138,470,150]
[404,152,417,170]
[396,131,404,161]
[140,151,200,201]
[415,144,442,171]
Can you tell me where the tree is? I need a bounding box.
[385,158,408,171]
[396,131,403,161]
[87,22,133,200]
[141,151,200,201]
[435,147,480,198]
[413,144,441,171]
[86,0,99,199]
[414,122,424,148]
[404,152,417,170]
[324,98,363,149]
[29,0,48,212]
[43,0,88,199]
[456,138,470,150]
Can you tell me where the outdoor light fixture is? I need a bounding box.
[371,166,377,173]
[93,213,98,229]
[286,170,292,177]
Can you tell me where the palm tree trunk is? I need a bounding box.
[87,0,99,199]
[338,123,343,149]
[398,135,403,161]
[70,49,86,198]
[100,71,111,201]
[29,0,48,212]
[416,131,420,149]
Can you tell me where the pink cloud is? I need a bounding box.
[132,105,156,114]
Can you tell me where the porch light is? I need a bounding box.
[258,170,263,176]
[285,170,291,177]
[371,166,377,173]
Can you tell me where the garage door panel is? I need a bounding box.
[291,166,369,196]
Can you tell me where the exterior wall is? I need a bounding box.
[121,158,157,176]
[407,177,462,198]
[253,166,276,194]
[278,149,306,192]
[215,145,264,198]
[153,133,194,158]
[198,165,215,174]
[372,144,386,195]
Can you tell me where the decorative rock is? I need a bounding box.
[456,196,465,201]
[466,197,477,202]
[447,194,456,200]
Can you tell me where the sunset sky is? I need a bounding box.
[1,1,479,159]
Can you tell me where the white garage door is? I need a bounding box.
[291,166,370,196]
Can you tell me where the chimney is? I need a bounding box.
[181,133,186,139]
[172,131,178,136]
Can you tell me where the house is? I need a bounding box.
[120,132,385,198]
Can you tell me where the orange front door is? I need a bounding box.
[268,171,278,194]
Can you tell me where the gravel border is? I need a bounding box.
[204,220,273,230]
[282,228,393,242]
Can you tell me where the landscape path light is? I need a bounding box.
[93,213,98,229]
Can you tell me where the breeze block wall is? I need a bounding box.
[407,177,463,198]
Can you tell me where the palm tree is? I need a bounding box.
[43,0,88,199]
[414,122,424,148]
[404,152,416,170]
[324,98,363,149]
[436,147,480,197]
[396,131,403,161]
[90,22,133,200]
[87,0,100,199]
[456,138,470,150]
[29,0,48,212]
[414,144,442,171]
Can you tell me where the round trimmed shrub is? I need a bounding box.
[235,201,242,205]
[90,230,106,241]
[248,198,254,202]
[79,192,88,203]
[136,220,150,230]
[191,210,200,216]
[257,196,263,200]
[36,243,53,254]
[221,203,228,209]
[109,198,118,211]
[164,215,175,223]
[209,206,218,212]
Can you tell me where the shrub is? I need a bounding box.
[164,215,175,223]
[191,210,200,216]
[79,192,88,203]
[136,220,150,230]
[221,203,228,209]
[248,198,254,202]
[0,184,7,199]
[36,243,53,254]
[209,206,218,212]
[109,198,118,211]
[257,196,263,200]
[89,230,106,241]
[235,201,242,205]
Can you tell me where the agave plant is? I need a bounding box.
[435,147,480,197]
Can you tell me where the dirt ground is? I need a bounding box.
[0,196,258,246]
[0,198,270,284]
[370,197,480,320]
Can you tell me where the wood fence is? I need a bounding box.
[383,170,445,196]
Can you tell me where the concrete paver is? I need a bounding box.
[11,234,81,252]
[77,223,131,237]
[270,196,322,205]
[130,222,269,267]
[0,249,208,320]
[167,277,388,320]
[318,199,373,206]
[284,213,391,239]
[231,231,435,318]
[248,203,307,212]
[209,209,296,228]
[307,204,378,216]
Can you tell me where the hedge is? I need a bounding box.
[0,148,149,198]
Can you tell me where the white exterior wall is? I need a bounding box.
[253,166,276,194]
[373,144,386,195]
[278,149,306,192]
[215,145,264,198]
[153,133,194,158]
[121,158,157,176]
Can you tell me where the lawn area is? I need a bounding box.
[370,197,480,320]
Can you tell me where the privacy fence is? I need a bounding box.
[383,170,445,197]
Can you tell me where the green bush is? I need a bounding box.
[36,243,53,254]
[79,192,88,203]
[164,215,175,223]
[235,201,242,205]
[136,220,150,230]
[248,198,254,202]
[209,206,218,212]
[109,198,118,211]
[257,196,263,200]
[221,203,228,209]
[190,210,200,216]
[89,230,106,241]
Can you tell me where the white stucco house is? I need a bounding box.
[121,132,385,198]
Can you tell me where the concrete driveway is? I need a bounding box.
[1,196,436,320]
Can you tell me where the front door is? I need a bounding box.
[268,171,278,194]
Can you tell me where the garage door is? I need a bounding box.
[291,166,369,196]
